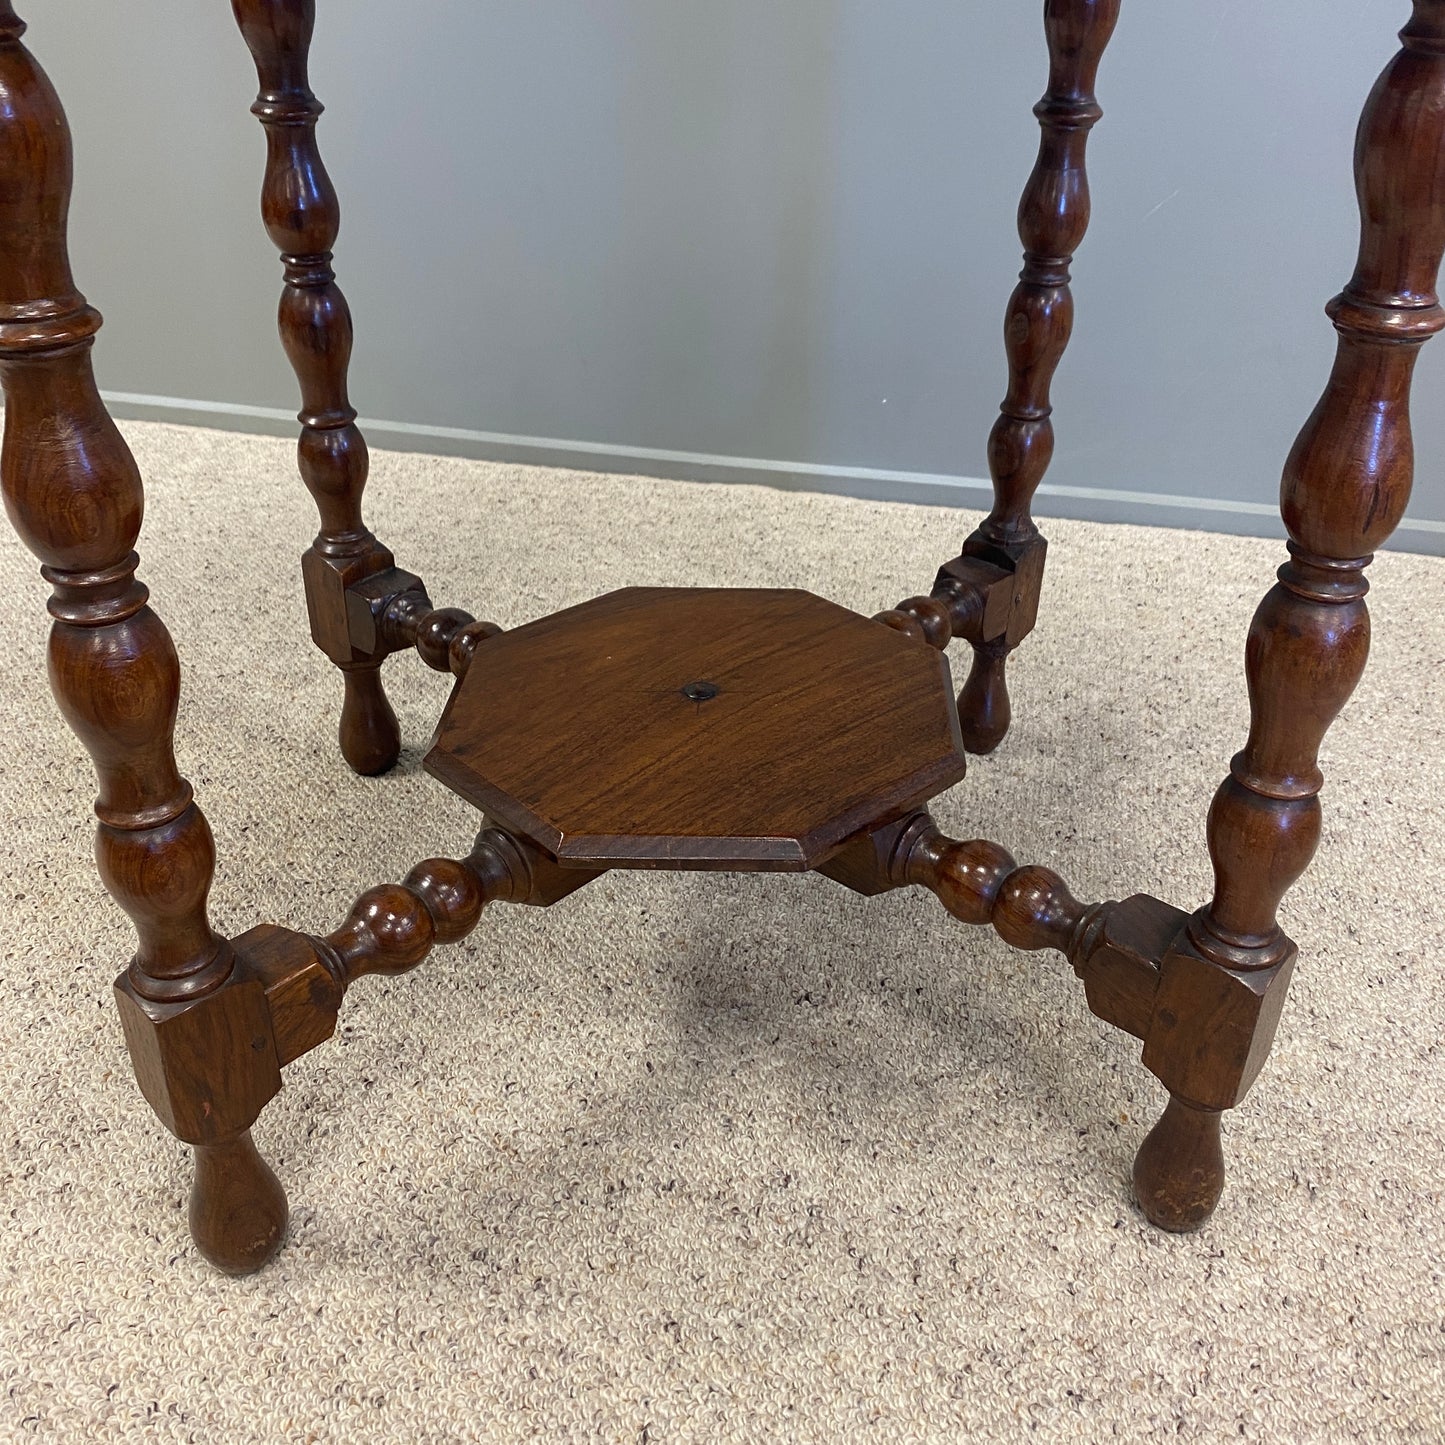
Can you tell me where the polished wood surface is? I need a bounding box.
[0,3,287,1274]
[874,594,956,650]
[0,2,1438,1272]
[942,0,1120,755]
[233,0,416,775]
[428,588,967,870]
[1134,1,1445,1230]
[383,592,503,676]
[823,811,1185,1044]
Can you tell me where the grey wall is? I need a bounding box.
[32,2,1445,550]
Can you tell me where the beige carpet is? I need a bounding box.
[0,419,1442,1443]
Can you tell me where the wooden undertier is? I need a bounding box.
[115,572,1297,1254]
[204,579,1293,1119]
[424,587,970,870]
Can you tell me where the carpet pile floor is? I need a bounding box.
[0,420,1441,1441]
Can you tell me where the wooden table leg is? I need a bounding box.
[942,0,1120,754]
[0,8,287,1273]
[232,0,414,775]
[1134,4,1445,1229]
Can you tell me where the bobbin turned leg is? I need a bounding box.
[1134,4,1445,1229]
[0,8,287,1273]
[939,0,1119,754]
[232,0,421,775]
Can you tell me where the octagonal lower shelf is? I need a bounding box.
[425,587,967,871]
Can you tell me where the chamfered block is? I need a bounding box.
[114,971,282,1145]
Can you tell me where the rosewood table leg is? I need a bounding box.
[939,0,1119,753]
[1134,4,1445,1229]
[0,7,287,1273]
[232,0,414,775]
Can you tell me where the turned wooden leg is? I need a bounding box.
[190,1130,288,1276]
[339,661,402,777]
[956,639,1012,756]
[0,8,287,1273]
[233,0,410,775]
[1132,1096,1224,1233]
[947,0,1119,754]
[1135,4,1445,1229]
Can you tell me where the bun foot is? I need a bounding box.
[1133,1094,1225,1232]
[957,643,1011,755]
[339,662,401,776]
[189,1129,288,1275]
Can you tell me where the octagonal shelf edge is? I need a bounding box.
[424,586,969,872]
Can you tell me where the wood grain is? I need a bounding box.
[1,1,1437,1275]
[233,0,413,775]
[428,589,967,870]
[1136,1,1445,1231]
[0,4,286,1274]
[943,0,1120,755]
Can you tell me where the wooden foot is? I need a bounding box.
[190,1130,288,1275]
[957,642,1011,755]
[1133,1095,1225,1232]
[339,663,401,776]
